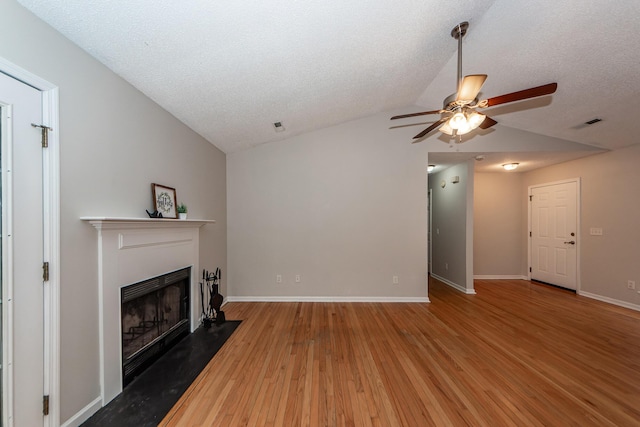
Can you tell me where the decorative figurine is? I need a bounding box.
[146,209,163,218]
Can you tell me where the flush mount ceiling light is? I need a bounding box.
[502,163,519,171]
[428,164,435,172]
[391,22,558,142]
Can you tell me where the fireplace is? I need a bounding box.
[83,217,214,405]
[121,267,190,386]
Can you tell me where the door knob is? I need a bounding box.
[564,240,575,245]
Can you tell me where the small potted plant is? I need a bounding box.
[177,203,188,220]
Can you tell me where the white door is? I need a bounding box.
[530,180,578,290]
[0,72,45,426]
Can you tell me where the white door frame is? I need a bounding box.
[0,57,60,427]
[527,178,581,292]
[428,188,432,275]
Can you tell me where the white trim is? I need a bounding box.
[578,291,640,313]
[0,57,60,427]
[473,275,529,280]
[226,296,430,303]
[80,216,215,228]
[59,397,102,427]
[431,273,476,295]
[1,86,16,427]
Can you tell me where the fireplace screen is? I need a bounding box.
[121,267,190,386]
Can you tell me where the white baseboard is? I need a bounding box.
[430,274,476,295]
[473,275,528,280]
[578,291,640,312]
[226,296,430,303]
[61,396,102,427]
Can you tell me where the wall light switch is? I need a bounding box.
[590,227,603,236]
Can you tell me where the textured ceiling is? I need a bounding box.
[15,0,640,155]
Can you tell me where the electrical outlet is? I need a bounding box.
[628,280,636,290]
[295,274,301,283]
[392,275,399,285]
[276,274,282,283]
[590,227,603,236]
[445,263,448,270]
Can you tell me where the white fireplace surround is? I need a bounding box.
[83,217,214,406]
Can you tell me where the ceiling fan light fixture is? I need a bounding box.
[502,163,519,171]
[467,111,485,128]
[441,110,485,136]
[449,110,466,130]
[390,21,557,143]
[439,120,453,135]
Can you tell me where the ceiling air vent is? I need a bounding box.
[573,117,603,130]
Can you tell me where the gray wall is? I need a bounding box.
[473,172,525,277]
[522,144,640,307]
[0,1,226,423]
[227,113,430,300]
[428,161,474,292]
[473,144,640,309]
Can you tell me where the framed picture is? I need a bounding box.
[151,183,177,218]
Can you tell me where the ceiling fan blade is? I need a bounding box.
[412,117,450,141]
[389,122,430,130]
[484,83,558,107]
[391,110,442,120]
[479,116,497,129]
[456,74,487,103]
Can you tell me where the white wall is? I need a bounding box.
[227,113,429,300]
[0,1,226,423]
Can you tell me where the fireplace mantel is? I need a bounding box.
[82,216,214,406]
[82,216,215,229]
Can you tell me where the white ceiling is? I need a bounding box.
[16,0,640,159]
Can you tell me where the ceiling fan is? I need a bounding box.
[391,21,557,142]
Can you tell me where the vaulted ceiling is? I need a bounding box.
[16,0,640,155]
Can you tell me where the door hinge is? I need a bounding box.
[529,195,533,201]
[529,231,532,237]
[43,262,49,282]
[31,123,52,148]
[529,267,532,273]
[43,395,49,415]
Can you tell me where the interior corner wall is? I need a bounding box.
[227,112,429,300]
[522,144,640,308]
[473,172,526,277]
[428,161,474,292]
[0,1,227,423]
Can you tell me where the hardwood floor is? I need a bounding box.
[160,279,640,426]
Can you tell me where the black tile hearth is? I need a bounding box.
[81,321,241,427]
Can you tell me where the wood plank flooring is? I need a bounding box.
[160,278,640,426]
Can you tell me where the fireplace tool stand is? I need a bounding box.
[200,267,225,328]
